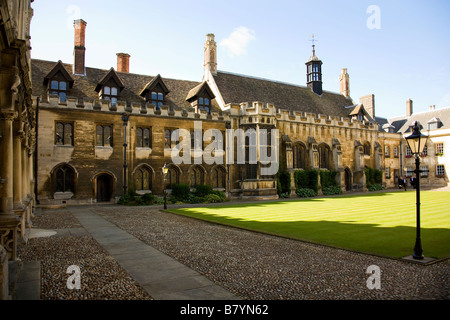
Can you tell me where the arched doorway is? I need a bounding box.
[96,174,113,202]
[345,168,352,191]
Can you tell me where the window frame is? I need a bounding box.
[136,127,152,148]
[101,86,119,106]
[96,124,113,147]
[55,122,74,146]
[49,79,68,102]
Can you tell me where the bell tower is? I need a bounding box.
[305,35,323,95]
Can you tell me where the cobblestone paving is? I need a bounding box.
[18,204,449,300]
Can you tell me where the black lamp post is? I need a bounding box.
[162,163,169,209]
[122,112,130,195]
[405,121,428,260]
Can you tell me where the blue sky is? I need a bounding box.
[30,0,450,119]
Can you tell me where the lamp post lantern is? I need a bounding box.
[405,121,428,260]
[162,163,169,209]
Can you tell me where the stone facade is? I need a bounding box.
[31,19,418,206]
[0,0,35,299]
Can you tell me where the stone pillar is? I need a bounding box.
[0,111,17,214]
[13,129,23,206]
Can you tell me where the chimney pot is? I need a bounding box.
[339,68,350,98]
[429,105,435,111]
[117,53,130,73]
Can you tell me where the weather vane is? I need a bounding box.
[309,34,318,55]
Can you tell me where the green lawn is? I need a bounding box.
[168,191,450,259]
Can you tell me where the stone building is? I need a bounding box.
[377,101,449,188]
[31,19,403,206]
[0,0,35,299]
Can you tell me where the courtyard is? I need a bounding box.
[16,188,449,300]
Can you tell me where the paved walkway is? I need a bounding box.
[68,206,239,300]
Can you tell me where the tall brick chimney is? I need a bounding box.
[116,53,130,73]
[73,19,87,75]
[339,68,350,98]
[406,98,413,116]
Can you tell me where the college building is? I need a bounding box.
[1,7,448,298]
[30,19,449,206]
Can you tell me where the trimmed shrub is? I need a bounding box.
[320,170,337,188]
[296,187,317,198]
[194,184,213,197]
[171,183,191,201]
[203,194,222,203]
[322,185,342,195]
[367,183,385,191]
[277,170,291,195]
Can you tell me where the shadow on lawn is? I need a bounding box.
[169,208,450,260]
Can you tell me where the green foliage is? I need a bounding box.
[320,170,337,188]
[193,184,213,197]
[295,187,317,198]
[364,167,383,185]
[277,170,291,195]
[118,191,157,206]
[203,194,223,203]
[367,183,385,191]
[294,169,319,193]
[322,186,342,195]
[171,183,191,201]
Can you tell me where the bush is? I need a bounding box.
[203,194,222,203]
[365,167,383,185]
[194,184,213,197]
[295,169,319,193]
[141,193,157,205]
[296,187,317,198]
[211,190,227,202]
[171,183,191,201]
[320,170,337,188]
[277,170,291,195]
[322,185,342,195]
[367,183,385,191]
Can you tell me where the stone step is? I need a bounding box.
[8,260,41,300]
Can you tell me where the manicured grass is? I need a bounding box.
[168,191,450,259]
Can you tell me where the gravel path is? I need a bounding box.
[18,205,449,300]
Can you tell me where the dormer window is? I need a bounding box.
[95,68,124,107]
[102,86,119,106]
[186,81,215,114]
[140,74,170,110]
[150,91,164,109]
[198,97,210,113]
[44,61,74,103]
[50,80,68,102]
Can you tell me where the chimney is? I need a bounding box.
[429,105,435,111]
[339,68,350,98]
[73,19,87,75]
[406,99,413,116]
[203,33,217,80]
[360,94,375,119]
[117,53,130,73]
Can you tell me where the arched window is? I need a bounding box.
[293,144,306,169]
[190,166,204,188]
[318,144,331,169]
[134,166,152,191]
[55,165,75,193]
[166,166,179,189]
[364,142,371,156]
[212,166,226,189]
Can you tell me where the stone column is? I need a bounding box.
[0,111,17,214]
[13,129,23,207]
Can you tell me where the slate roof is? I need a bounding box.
[388,107,450,133]
[212,71,355,118]
[31,59,221,111]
